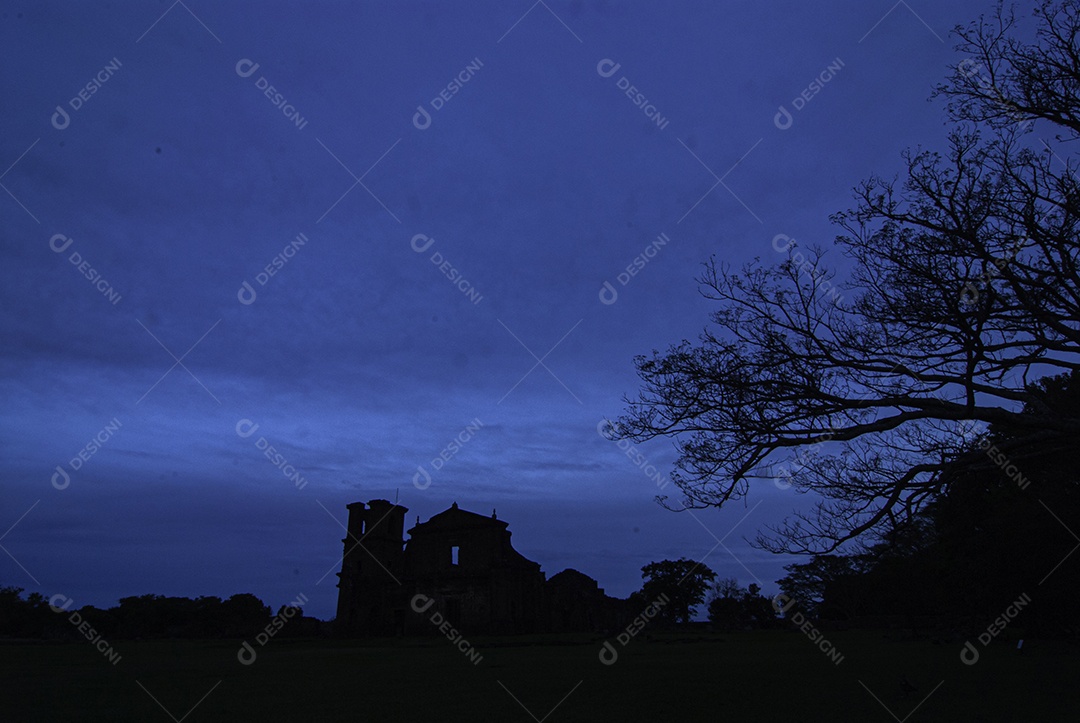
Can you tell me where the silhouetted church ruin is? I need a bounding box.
[335,499,629,636]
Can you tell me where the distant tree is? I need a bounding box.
[274,604,324,637]
[193,595,225,637]
[0,585,25,633]
[640,558,716,624]
[706,578,744,630]
[776,555,868,619]
[223,593,272,636]
[75,606,117,638]
[707,579,779,629]
[0,586,63,638]
[112,592,271,638]
[0,585,32,637]
[0,589,281,640]
[741,583,781,629]
[115,594,163,638]
[618,2,1080,553]
[711,577,742,601]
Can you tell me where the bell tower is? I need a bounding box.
[335,499,408,635]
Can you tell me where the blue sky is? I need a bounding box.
[1,0,993,618]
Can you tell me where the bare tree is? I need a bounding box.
[619,2,1080,553]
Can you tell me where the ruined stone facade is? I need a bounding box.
[335,499,628,636]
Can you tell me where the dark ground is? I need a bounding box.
[3,630,1075,721]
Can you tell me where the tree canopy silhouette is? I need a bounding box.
[618,2,1080,553]
[639,558,716,624]
[776,370,1080,636]
[707,578,779,630]
[0,589,296,641]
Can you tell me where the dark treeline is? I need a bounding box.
[0,590,326,640]
[633,373,1080,640]
[776,371,1080,639]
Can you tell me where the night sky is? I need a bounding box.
[2,1,991,620]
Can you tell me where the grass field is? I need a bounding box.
[2,630,1076,721]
